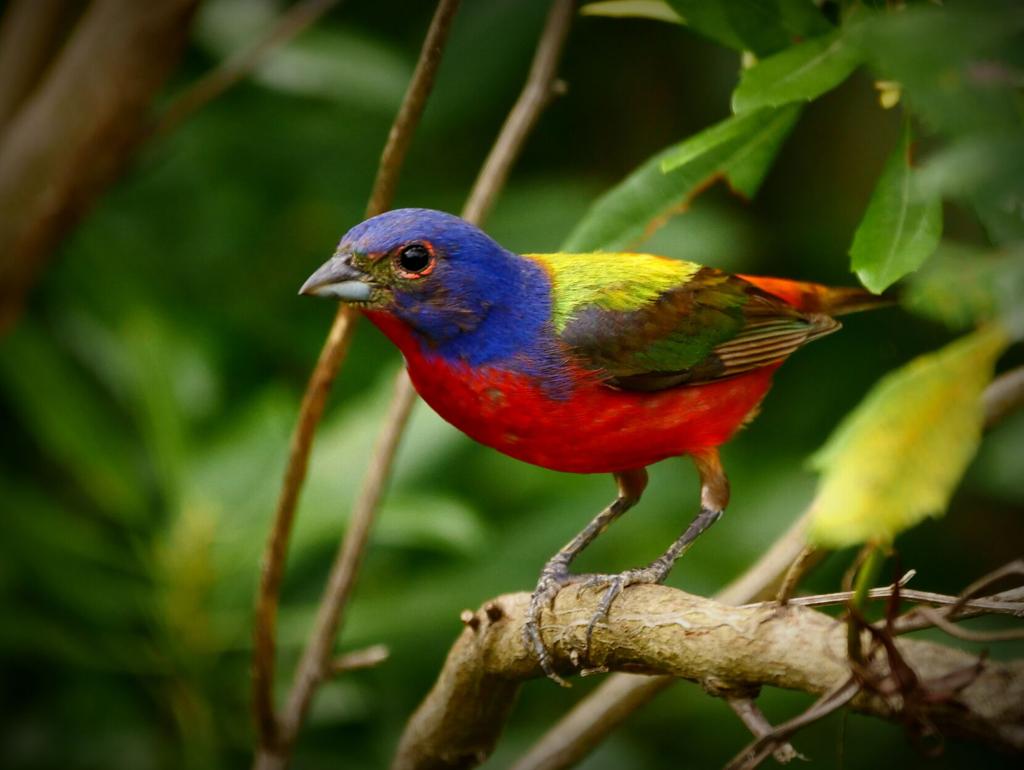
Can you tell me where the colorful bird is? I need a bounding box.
[300,208,887,682]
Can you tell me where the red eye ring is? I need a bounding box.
[394,241,436,279]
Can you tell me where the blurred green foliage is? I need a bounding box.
[1,1,1022,769]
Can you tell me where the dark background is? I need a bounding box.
[1,1,1021,768]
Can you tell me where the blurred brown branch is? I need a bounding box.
[0,0,199,332]
[0,0,75,131]
[510,360,1024,770]
[251,0,463,765]
[393,587,1024,770]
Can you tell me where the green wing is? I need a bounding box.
[529,253,837,391]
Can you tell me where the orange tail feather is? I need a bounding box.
[738,275,895,316]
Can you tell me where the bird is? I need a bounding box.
[300,207,888,683]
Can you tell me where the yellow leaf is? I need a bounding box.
[807,325,1008,548]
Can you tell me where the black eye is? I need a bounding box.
[397,243,433,275]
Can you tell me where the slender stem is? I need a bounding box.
[726,697,801,765]
[461,0,574,226]
[257,0,574,761]
[330,644,391,674]
[305,3,578,734]
[776,585,1024,614]
[847,545,884,663]
[152,0,342,141]
[278,371,418,741]
[775,544,821,605]
[252,312,356,749]
[250,0,462,760]
[725,677,861,770]
[983,365,1024,429]
[366,0,462,218]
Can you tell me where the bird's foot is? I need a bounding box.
[524,557,581,687]
[576,558,674,651]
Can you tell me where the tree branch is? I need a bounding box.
[0,0,199,332]
[510,358,1024,770]
[251,0,463,763]
[0,0,76,132]
[275,369,417,743]
[981,365,1024,429]
[393,587,1024,769]
[460,0,574,226]
[726,696,801,765]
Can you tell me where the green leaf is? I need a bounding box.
[660,109,772,173]
[807,325,1009,549]
[904,242,1024,334]
[850,120,943,293]
[913,132,1024,204]
[580,1,682,23]
[731,29,862,113]
[855,2,1024,138]
[375,494,488,556]
[564,104,801,251]
[667,0,827,56]
[0,324,148,519]
[912,132,1024,247]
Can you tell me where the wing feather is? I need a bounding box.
[545,259,840,392]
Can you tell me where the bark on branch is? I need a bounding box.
[392,587,1024,770]
[512,364,1024,770]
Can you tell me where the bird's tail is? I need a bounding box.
[738,275,896,317]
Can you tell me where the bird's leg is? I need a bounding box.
[581,448,730,643]
[524,467,648,685]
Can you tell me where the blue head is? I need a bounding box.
[300,209,558,370]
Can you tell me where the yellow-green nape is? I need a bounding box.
[526,252,702,332]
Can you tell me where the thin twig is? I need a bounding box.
[252,311,356,751]
[258,0,574,762]
[982,365,1024,429]
[912,606,1024,642]
[330,643,391,674]
[277,371,417,744]
[283,0,574,744]
[775,544,821,605]
[750,583,1024,615]
[460,0,574,225]
[726,696,802,764]
[892,559,1024,635]
[301,5,578,746]
[513,362,1024,770]
[944,558,1024,618]
[251,0,463,762]
[725,677,861,770]
[718,508,816,607]
[152,0,342,141]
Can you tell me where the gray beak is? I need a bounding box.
[299,254,374,301]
